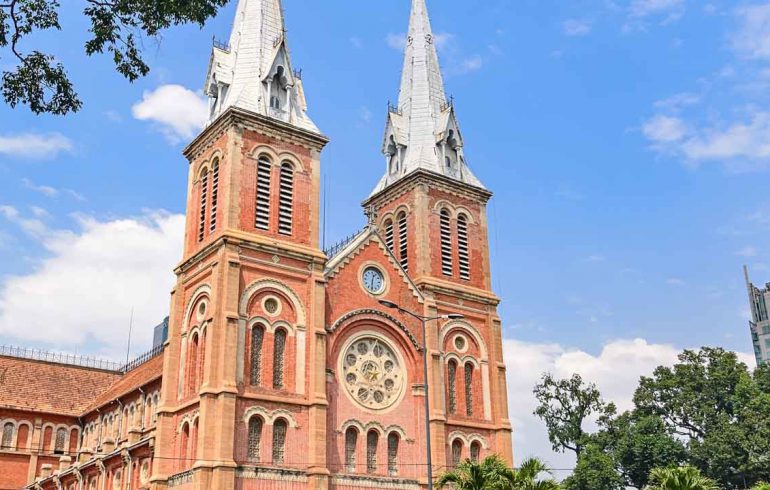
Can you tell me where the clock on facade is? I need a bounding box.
[340,335,405,411]
[362,266,385,294]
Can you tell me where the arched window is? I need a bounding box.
[190,419,199,461]
[179,423,190,469]
[278,162,294,235]
[250,325,265,386]
[272,419,287,465]
[152,394,160,424]
[198,169,209,242]
[387,432,399,476]
[470,441,481,462]
[209,158,220,232]
[198,329,207,389]
[440,209,453,276]
[464,362,474,417]
[248,417,263,462]
[384,219,394,254]
[345,428,358,473]
[17,424,29,450]
[397,212,408,272]
[54,427,67,454]
[273,328,287,389]
[1,422,13,449]
[451,440,462,467]
[188,334,199,395]
[366,430,378,474]
[447,360,458,415]
[457,214,470,280]
[255,156,272,230]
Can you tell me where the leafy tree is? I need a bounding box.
[533,373,616,457]
[512,457,560,490]
[562,444,624,490]
[645,466,719,490]
[750,483,770,490]
[0,0,228,115]
[437,455,515,490]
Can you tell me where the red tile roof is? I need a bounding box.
[83,354,164,413]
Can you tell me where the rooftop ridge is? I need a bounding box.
[0,344,166,374]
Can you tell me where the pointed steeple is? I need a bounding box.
[204,0,319,133]
[371,0,485,197]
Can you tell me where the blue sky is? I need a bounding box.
[1,0,770,470]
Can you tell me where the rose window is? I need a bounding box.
[341,336,404,410]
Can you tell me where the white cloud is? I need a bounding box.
[132,85,208,144]
[22,178,58,197]
[0,209,184,358]
[386,33,406,50]
[505,338,682,469]
[563,19,592,37]
[737,246,758,257]
[630,0,685,18]
[666,277,686,286]
[642,115,688,143]
[0,133,73,160]
[455,55,484,75]
[654,92,700,112]
[733,3,770,60]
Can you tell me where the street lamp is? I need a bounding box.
[379,299,464,490]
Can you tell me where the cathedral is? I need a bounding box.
[0,0,513,488]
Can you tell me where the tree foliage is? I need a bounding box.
[533,373,616,457]
[645,466,719,490]
[512,457,560,490]
[0,0,228,114]
[561,444,625,490]
[437,455,516,490]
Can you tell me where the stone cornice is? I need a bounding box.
[363,168,493,209]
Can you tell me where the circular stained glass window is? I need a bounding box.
[264,297,279,315]
[340,335,405,411]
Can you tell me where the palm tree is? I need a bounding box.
[512,458,560,490]
[750,483,770,490]
[646,466,719,490]
[437,455,515,490]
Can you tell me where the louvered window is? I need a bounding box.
[387,433,399,476]
[198,170,209,242]
[440,209,453,276]
[272,419,287,465]
[209,159,219,232]
[397,213,408,272]
[1,423,13,449]
[247,417,263,462]
[465,363,474,417]
[366,431,378,474]
[451,440,462,467]
[345,428,357,472]
[384,219,394,253]
[458,215,470,280]
[255,157,272,230]
[470,441,481,462]
[447,360,457,414]
[250,326,264,386]
[54,428,67,454]
[278,163,294,235]
[273,328,286,389]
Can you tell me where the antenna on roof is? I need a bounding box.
[125,307,134,365]
[322,173,328,251]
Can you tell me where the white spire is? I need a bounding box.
[204,0,319,133]
[370,0,485,197]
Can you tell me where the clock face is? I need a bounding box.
[340,335,405,411]
[362,267,385,294]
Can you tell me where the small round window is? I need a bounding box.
[196,301,207,321]
[454,335,468,352]
[264,298,280,315]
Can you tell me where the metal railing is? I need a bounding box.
[118,344,165,374]
[0,345,122,371]
[212,37,230,52]
[324,229,364,259]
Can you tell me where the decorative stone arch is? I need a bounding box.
[269,409,299,428]
[444,353,481,370]
[247,317,296,337]
[432,200,456,215]
[249,145,280,166]
[182,284,212,333]
[0,418,17,448]
[454,207,476,223]
[242,406,270,425]
[14,420,32,449]
[276,151,306,174]
[448,431,489,450]
[238,279,307,393]
[243,407,298,428]
[194,149,224,177]
[440,320,488,358]
[328,309,421,353]
[440,320,491,420]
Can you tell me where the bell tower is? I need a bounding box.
[364,0,513,468]
[152,0,330,488]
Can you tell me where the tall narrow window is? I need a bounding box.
[273,328,287,389]
[209,159,219,232]
[272,419,287,465]
[345,428,358,473]
[278,163,294,235]
[54,428,67,454]
[447,360,458,414]
[387,432,399,476]
[180,423,189,468]
[440,209,453,276]
[397,212,408,272]
[198,170,209,242]
[470,441,481,462]
[250,326,264,386]
[255,156,272,230]
[188,334,199,395]
[198,330,206,389]
[190,420,199,461]
[247,417,263,462]
[464,362,474,417]
[451,440,462,467]
[457,214,470,280]
[384,219,394,253]
[366,430,378,474]
[1,423,13,449]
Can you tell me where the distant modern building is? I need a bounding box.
[744,266,770,365]
[152,316,169,348]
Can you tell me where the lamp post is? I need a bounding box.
[379,299,464,490]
